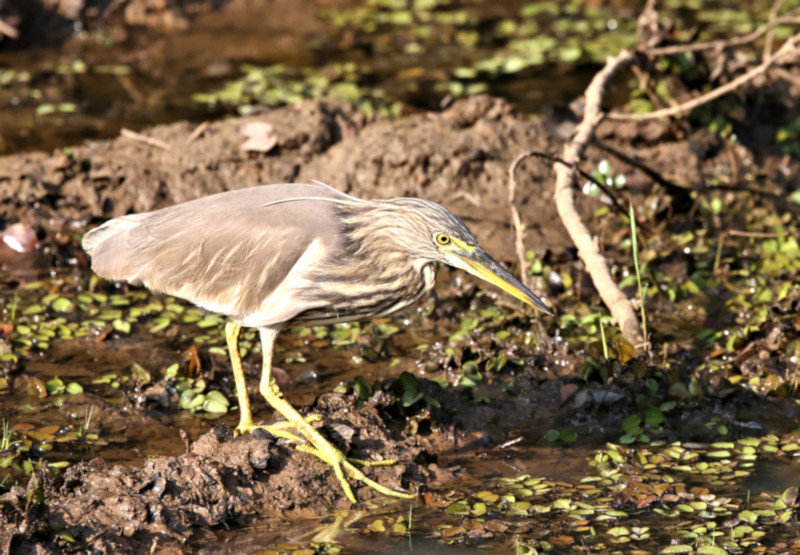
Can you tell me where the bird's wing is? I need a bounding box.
[84,183,350,321]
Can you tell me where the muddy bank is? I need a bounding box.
[0,374,572,553]
[2,392,432,553]
[0,94,729,265]
[1,91,798,552]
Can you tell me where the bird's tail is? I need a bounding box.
[81,214,146,255]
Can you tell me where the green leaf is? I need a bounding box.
[66,382,84,395]
[130,363,151,385]
[355,376,372,400]
[738,509,758,523]
[205,390,230,407]
[112,319,131,334]
[45,377,65,395]
[619,433,637,444]
[622,414,642,434]
[51,297,74,313]
[36,103,57,116]
[445,500,471,515]
[398,372,419,393]
[179,389,197,410]
[697,546,727,555]
[545,429,560,442]
[48,461,71,469]
[644,407,664,427]
[559,427,578,443]
[203,397,230,414]
[402,390,424,407]
[662,546,693,554]
[164,363,180,377]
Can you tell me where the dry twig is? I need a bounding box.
[121,128,173,152]
[645,8,800,57]
[608,33,800,122]
[0,18,19,39]
[510,149,644,231]
[188,121,210,143]
[507,153,532,289]
[511,3,798,351]
[553,48,645,349]
[764,0,789,58]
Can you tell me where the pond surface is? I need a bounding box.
[1,0,799,552]
[1,0,771,155]
[2,223,799,552]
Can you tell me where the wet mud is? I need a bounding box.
[0,363,568,552]
[1,92,740,264]
[5,390,458,553]
[0,82,798,551]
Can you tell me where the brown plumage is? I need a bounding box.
[84,183,345,324]
[82,182,551,503]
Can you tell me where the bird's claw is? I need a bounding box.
[296,443,414,503]
[235,413,323,441]
[237,415,412,503]
[235,421,304,443]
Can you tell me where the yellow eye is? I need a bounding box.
[435,233,451,246]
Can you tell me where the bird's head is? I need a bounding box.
[390,198,553,315]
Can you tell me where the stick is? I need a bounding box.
[764,0,789,58]
[0,18,19,39]
[121,128,173,152]
[645,9,800,57]
[552,48,646,349]
[608,33,800,122]
[512,148,648,232]
[507,153,532,289]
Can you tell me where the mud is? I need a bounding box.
[0,93,733,265]
[0,85,797,551]
[0,375,565,553]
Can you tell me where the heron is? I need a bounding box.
[82,182,552,503]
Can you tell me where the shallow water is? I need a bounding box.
[0,0,610,155]
[2,1,799,550]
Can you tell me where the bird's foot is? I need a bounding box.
[234,419,308,443]
[257,380,415,503]
[235,413,322,434]
[235,416,413,503]
[296,442,415,503]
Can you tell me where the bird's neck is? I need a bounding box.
[337,203,428,264]
[311,204,437,300]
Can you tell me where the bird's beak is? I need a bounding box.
[453,248,553,315]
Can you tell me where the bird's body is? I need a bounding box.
[83,182,551,503]
[85,183,444,328]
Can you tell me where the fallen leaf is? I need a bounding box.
[240,122,278,153]
[1,222,37,253]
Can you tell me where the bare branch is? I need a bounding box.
[645,8,800,56]
[510,6,797,352]
[764,0,789,58]
[121,128,173,152]
[512,149,644,231]
[0,18,19,39]
[552,48,646,349]
[507,153,533,289]
[607,33,800,122]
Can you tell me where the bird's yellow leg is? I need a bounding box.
[225,321,312,443]
[257,327,415,504]
[226,321,256,436]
